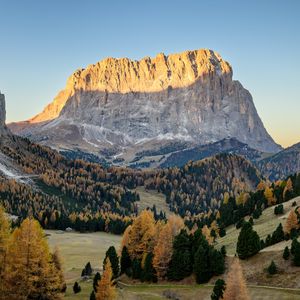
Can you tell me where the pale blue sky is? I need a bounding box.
[0,0,299,147]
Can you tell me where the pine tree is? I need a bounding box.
[293,240,300,266]
[90,290,96,300]
[194,245,211,283]
[283,246,290,260]
[142,252,156,282]
[96,258,116,300]
[211,279,226,300]
[236,222,260,259]
[120,246,131,275]
[291,237,299,255]
[221,245,226,257]
[132,258,142,279]
[5,218,65,299]
[73,281,81,294]
[268,260,277,275]
[93,272,101,291]
[167,229,192,281]
[223,258,249,300]
[104,246,119,279]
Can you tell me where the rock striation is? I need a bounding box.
[9,49,281,164]
[0,93,7,135]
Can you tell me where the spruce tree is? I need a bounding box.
[293,241,300,266]
[168,229,192,281]
[132,258,142,279]
[104,246,119,279]
[221,245,226,257]
[291,238,299,255]
[283,246,290,260]
[142,252,157,282]
[93,272,101,291]
[120,246,131,275]
[194,245,211,283]
[90,290,96,300]
[73,281,81,294]
[211,279,226,300]
[236,222,260,259]
[267,260,277,275]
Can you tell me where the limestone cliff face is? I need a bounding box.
[9,49,281,163]
[0,93,7,135]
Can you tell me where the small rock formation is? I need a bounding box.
[8,49,282,163]
[0,92,7,135]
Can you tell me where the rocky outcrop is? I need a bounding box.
[0,93,7,135]
[9,49,282,164]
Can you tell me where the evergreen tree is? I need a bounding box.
[93,272,101,291]
[142,252,157,282]
[90,290,96,300]
[293,240,300,266]
[291,238,299,255]
[211,279,226,300]
[271,223,285,244]
[283,246,290,260]
[221,245,226,257]
[120,246,131,275]
[236,222,260,259]
[209,248,225,275]
[168,229,192,280]
[104,246,119,279]
[73,281,81,294]
[132,258,142,279]
[194,245,211,283]
[268,260,277,275]
[82,261,93,277]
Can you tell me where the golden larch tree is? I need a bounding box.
[96,258,116,300]
[153,223,173,280]
[0,206,11,296]
[223,258,250,300]
[4,218,64,300]
[284,209,299,234]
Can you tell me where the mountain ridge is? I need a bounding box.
[8,49,281,163]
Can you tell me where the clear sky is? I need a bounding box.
[0,0,299,148]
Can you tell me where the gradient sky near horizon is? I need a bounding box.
[0,0,299,148]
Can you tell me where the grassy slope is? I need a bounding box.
[135,187,171,217]
[46,230,122,282]
[216,196,300,255]
[48,196,300,299]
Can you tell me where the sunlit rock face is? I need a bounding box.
[0,93,7,135]
[8,49,281,164]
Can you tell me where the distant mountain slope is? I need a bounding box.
[9,49,281,165]
[258,141,300,180]
[159,138,264,168]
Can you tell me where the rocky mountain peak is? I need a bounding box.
[9,49,282,164]
[29,49,232,123]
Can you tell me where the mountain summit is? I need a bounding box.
[9,49,281,164]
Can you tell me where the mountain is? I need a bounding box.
[8,49,281,165]
[158,137,264,168]
[258,141,300,180]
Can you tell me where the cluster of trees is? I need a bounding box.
[0,206,66,299]
[119,210,225,283]
[145,154,261,216]
[0,177,134,234]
